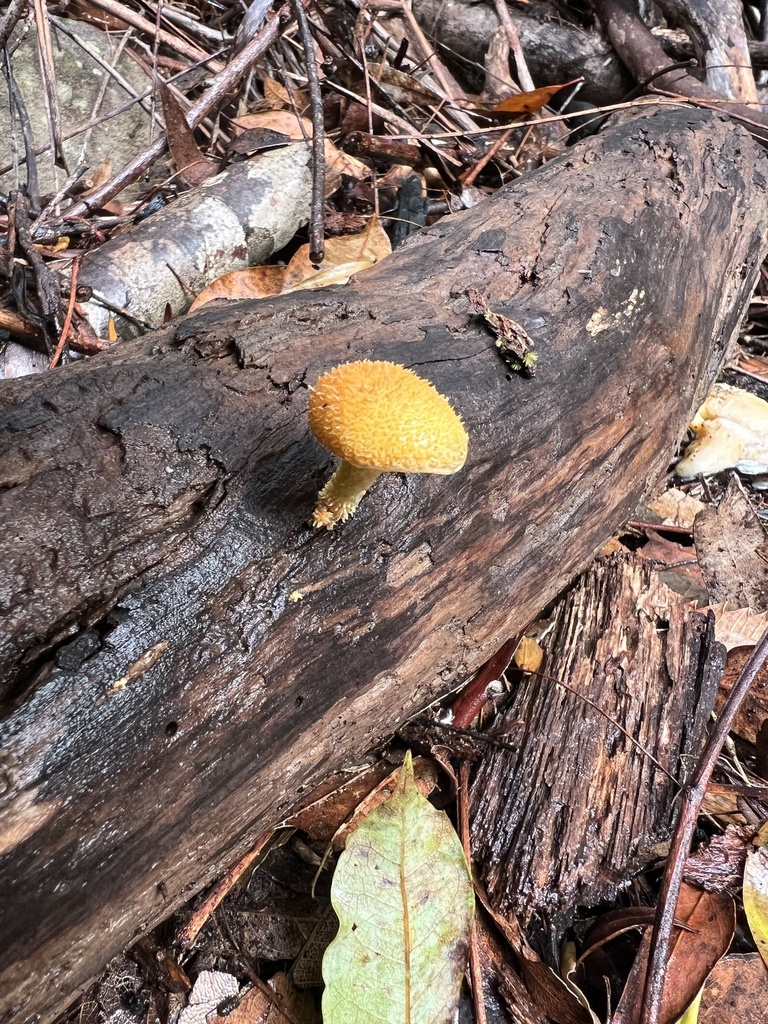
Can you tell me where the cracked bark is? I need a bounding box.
[1,107,767,1024]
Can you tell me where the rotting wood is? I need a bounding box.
[0,106,766,1024]
[470,555,722,941]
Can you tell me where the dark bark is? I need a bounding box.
[471,555,722,940]
[0,107,766,1024]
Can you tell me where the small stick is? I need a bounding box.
[48,256,81,369]
[291,0,325,264]
[33,0,67,169]
[175,830,275,949]
[460,127,514,187]
[82,0,221,70]
[640,624,768,1024]
[459,761,488,1024]
[0,0,28,49]
[398,0,462,102]
[491,0,535,93]
[452,635,520,729]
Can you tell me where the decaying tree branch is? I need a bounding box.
[0,107,767,1024]
[471,556,722,937]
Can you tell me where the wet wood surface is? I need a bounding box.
[0,107,766,1023]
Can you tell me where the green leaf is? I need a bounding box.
[322,752,474,1024]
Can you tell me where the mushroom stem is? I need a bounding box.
[312,461,382,529]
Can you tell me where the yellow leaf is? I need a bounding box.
[674,985,704,1024]
[514,636,544,673]
[744,839,768,969]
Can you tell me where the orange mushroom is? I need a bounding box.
[308,360,469,529]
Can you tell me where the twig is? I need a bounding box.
[459,126,514,186]
[33,0,67,169]
[78,29,135,165]
[142,1,232,45]
[0,0,28,49]
[63,10,284,219]
[458,761,487,1024]
[399,0,462,102]
[626,520,694,535]
[83,0,223,71]
[491,0,535,93]
[48,256,81,369]
[452,635,520,729]
[591,0,768,144]
[2,45,39,206]
[0,306,44,344]
[291,0,325,264]
[357,20,380,217]
[48,17,156,122]
[175,830,275,948]
[38,161,88,223]
[640,624,768,1024]
[11,190,63,343]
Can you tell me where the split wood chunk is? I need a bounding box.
[0,107,766,1024]
[471,555,722,937]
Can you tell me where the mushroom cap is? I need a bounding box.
[309,360,468,474]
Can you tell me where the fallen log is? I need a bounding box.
[0,106,766,1024]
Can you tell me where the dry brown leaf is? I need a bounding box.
[373,64,445,107]
[700,786,743,823]
[262,75,292,110]
[269,973,320,1024]
[160,84,218,187]
[330,756,438,852]
[694,480,768,610]
[234,110,370,182]
[492,79,582,115]
[285,763,395,845]
[699,954,768,1023]
[235,110,308,140]
[715,645,768,744]
[736,352,768,383]
[377,164,424,189]
[647,488,706,529]
[190,217,391,310]
[189,266,287,310]
[613,884,735,1024]
[79,158,113,196]
[284,215,391,288]
[711,604,768,650]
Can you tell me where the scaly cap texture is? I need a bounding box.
[309,360,468,474]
